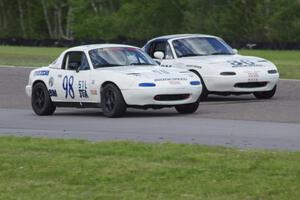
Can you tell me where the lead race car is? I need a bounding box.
[26,44,202,117]
[143,34,279,100]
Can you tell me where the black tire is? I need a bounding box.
[101,84,127,117]
[199,84,209,101]
[190,70,208,101]
[31,82,56,115]
[175,102,199,114]
[253,85,277,99]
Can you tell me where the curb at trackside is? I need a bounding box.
[0,65,300,82]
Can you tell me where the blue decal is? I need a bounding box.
[48,89,57,97]
[139,83,156,87]
[190,81,201,85]
[62,75,75,99]
[34,70,49,76]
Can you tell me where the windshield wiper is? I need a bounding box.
[210,52,233,55]
[178,53,205,58]
[95,64,125,68]
[129,63,155,66]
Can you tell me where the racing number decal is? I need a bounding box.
[62,75,75,99]
[228,60,255,67]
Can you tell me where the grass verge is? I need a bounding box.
[0,136,299,200]
[240,49,300,80]
[0,45,299,79]
[0,46,65,67]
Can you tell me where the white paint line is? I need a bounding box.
[0,65,35,69]
[280,78,300,82]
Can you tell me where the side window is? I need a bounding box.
[61,52,90,71]
[80,54,90,70]
[146,42,156,58]
[153,42,166,57]
[165,43,174,59]
[147,41,167,58]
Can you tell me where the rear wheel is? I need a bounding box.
[253,85,277,99]
[31,82,56,115]
[101,84,127,117]
[175,102,199,114]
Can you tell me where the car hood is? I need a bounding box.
[96,66,197,80]
[177,54,276,69]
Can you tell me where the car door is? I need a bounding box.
[53,51,91,103]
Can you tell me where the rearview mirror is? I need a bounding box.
[154,51,164,60]
[233,49,238,54]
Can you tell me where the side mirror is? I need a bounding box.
[233,49,238,54]
[76,65,80,73]
[154,51,164,60]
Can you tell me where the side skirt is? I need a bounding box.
[54,102,102,108]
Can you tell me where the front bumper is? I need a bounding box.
[25,85,32,97]
[122,86,202,106]
[204,74,279,92]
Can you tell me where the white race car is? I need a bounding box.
[143,34,279,100]
[26,44,202,117]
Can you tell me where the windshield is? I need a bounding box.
[89,47,157,68]
[172,37,234,58]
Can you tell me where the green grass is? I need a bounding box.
[0,46,66,67]
[240,49,300,79]
[0,136,299,200]
[0,45,299,79]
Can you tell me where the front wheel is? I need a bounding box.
[101,84,127,117]
[31,82,56,115]
[253,85,277,99]
[175,102,199,114]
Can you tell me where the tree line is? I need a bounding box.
[0,0,299,43]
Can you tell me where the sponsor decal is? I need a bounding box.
[186,65,202,69]
[154,77,187,82]
[48,89,57,97]
[169,80,181,85]
[62,75,75,99]
[152,69,170,74]
[90,89,98,95]
[79,90,89,98]
[227,59,263,67]
[49,77,54,87]
[161,64,172,68]
[245,71,259,82]
[34,70,49,76]
[78,80,89,98]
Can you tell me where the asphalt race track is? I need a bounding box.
[0,66,299,150]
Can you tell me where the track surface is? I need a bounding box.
[0,67,299,150]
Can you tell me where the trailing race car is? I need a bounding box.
[26,44,202,117]
[143,34,279,100]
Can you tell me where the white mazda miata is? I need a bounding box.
[143,34,279,100]
[26,44,202,117]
